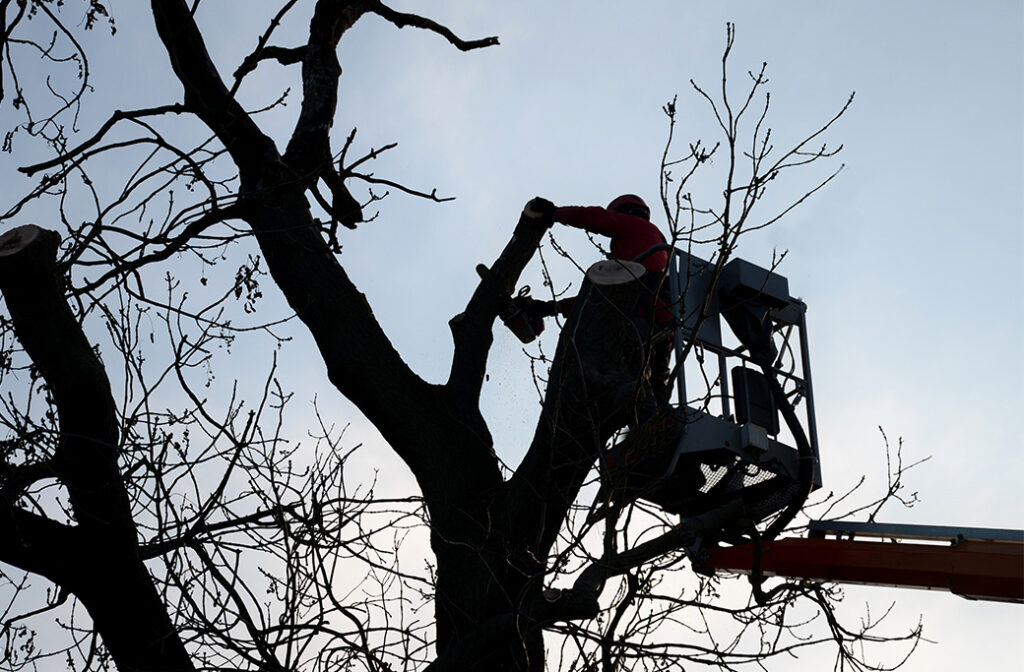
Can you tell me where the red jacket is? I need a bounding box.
[554,206,668,272]
[552,206,672,324]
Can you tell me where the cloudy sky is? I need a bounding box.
[4,0,1022,669]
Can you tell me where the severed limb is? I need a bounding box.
[0,224,195,671]
[447,202,552,408]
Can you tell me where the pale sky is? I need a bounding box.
[3,1,1022,670]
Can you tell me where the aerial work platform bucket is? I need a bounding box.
[602,248,822,538]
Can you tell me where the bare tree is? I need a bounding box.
[0,3,922,671]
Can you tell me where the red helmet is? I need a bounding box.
[608,194,650,220]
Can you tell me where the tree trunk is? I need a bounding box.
[429,261,651,671]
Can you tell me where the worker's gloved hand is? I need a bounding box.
[524,197,556,226]
[512,296,560,319]
[510,295,534,315]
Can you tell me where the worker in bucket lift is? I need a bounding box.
[523,194,674,410]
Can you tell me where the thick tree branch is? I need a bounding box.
[282,0,371,179]
[0,224,195,671]
[0,503,79,582]
[0,226,127,535]
[150,0,278,176]
[283,0,496,206]
[243,193,501,501]
[0,458,54,502]
[447,205,549,407]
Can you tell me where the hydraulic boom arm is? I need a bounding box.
[702,521,1024,603]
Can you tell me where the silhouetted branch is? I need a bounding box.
[18,105,187,177]
[74,200,248,293]
[371,1,499,51]
[234,44,306,80]
[230,0,305,91]
[566,500,745,613]
[348,172,454,203]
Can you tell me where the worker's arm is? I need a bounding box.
[546,296,576,316]
[554,206,633,237]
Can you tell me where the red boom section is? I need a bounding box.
[704,533,1024,604]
